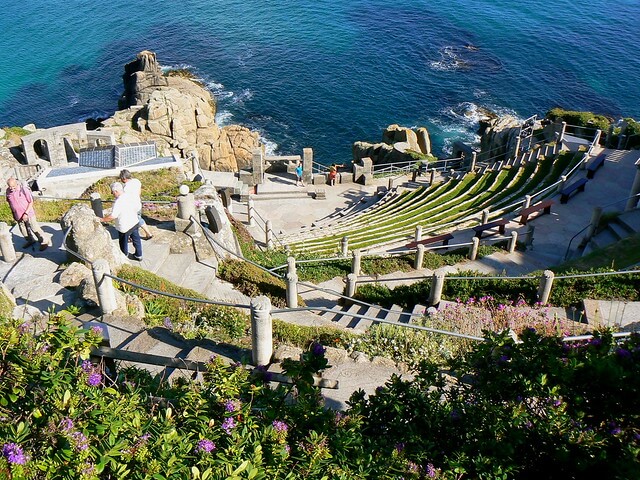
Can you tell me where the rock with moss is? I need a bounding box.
[353,124,433,166]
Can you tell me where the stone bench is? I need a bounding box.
[586,153,606,179]
[314,188,326,200]
[519,199,555,225]
[559,178,588,204]
[405,233,454,249]
[473,219,509,238]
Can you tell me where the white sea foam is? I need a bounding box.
[231,88,253,105]
[215,110,234,126]
[161,63,194,73]
[77,110,112,122]
[261,135,278,156]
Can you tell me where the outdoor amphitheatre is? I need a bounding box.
[1,51,640,477]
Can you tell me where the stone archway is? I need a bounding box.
[33,139,51,162]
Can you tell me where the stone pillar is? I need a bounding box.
[302,148,313,185]
[558,121,567,144]
[90,193,103,218]
[251,296,273,366]
[176,186,196,220]
[191,154,200,178]
[537,270,555,305]
[428,269,446,306]
[265,220,274,250]
[92,259,117,315]
[512,136,522,160]
[287,256,297,277]
[625,166,640,211]
[557,175,568,193]
[469,236,480,261]
[0,222,16,262]
[341,236,349,256]
[469,152,477,172]
[481,209,490,225]
[285,272,298,309]
[414,225,423,243]
[351,249,362,275]
[345,273,358,298]
[523,195,532,209]
[524,225,535,248]
[429,169,436,184]
[414,244,425,270]
[247,198,255,227]
[508,231,518,253]
[252,149,265,185]
[582,207,603,244]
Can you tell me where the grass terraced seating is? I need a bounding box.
[286,149,582,255]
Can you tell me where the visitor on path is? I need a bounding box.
[100,182,143,261]
[295,161,305,187]
[5,177,51,251]
[119,169,153,239]
[328,165,337,186]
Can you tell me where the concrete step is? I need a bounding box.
[180,260,218,296]
[607,221,633,240]
[336,303,365,329]
[251,190,313,201]
[617,209,640,233]
[354,305,384,332]
[321,307,341,323]
[138,240,172,274]
[410,304,427,323]
[589,229,619,251]
[383,304,403,324]
[204,278,252,305]
[156,253,195,287]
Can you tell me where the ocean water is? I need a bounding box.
[1,0,639,164]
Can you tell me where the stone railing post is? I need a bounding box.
[265,220,274,250]
[414,225,423,243]
[524,225,535,248]
[469,152,477,172]
[428,269,446,306]
[247,198,255,227]
[481,209,490,225]
[469,236,480,260]
[351,249,362,275]
[581,207,603,245]
[92,259,117,315]
[341,236,349,256]
[176,185,196,220]
[508,231,518,254]
[251,296,273,366]
[429,169,436,184]
[414,244,425,270]
[90,192,103,218]
[558,121,567,144]
[523,195,532,210]
[345,273,358,298]
[557,175,568,193]
[0,222,16,262]
[285,272,299,309]
[537,270,555,305]
[287,256,297,276]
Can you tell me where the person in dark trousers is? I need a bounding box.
[100,182,143,261]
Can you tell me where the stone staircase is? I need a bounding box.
[580,208,640,257]
[318,302,427,333]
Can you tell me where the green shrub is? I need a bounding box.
[546,108,612,132]
[549,267,640,307]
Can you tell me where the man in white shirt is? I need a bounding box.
[100,182,143,261]
[119,169,152,239]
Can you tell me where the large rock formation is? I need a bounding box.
[477,115,523,161]
[102,50,260,172]
[353,124,432,165]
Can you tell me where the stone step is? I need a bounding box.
[617,208,640,233]
[410,304,427,323]
[180,259,218,296]
[589,229,619,251]
[607,221,632,241]
[383,304,404,324]
[353,305,384,332]
[156,252,195,287]
[138,240,172,274]
[251,190,313,201]
[204,278,252,305]
[336,303,365,329]
[320,307,341,323]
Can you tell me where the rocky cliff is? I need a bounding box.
[102,51,260,172]
[477,114,524,161]
[353,124,432,165]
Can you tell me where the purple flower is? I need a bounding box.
[81,360,93,373]
[59,418,74,432]
[18,322,30,334]
[497,355,510,365]
[2,443,27,465]
[395,442,406,453]
[272,420,288,433]
[616,348,632,359]
[589,338,602,347]
[311,342,326,356]
[71,431,89,451]
[222,417,236,434]
[90,325,103,336]
[163,317,173,330]
[87,372,102,387]
[407,461,419,473]
[196,439,216,453]
[224,400,240,412]
[426,463,437,478]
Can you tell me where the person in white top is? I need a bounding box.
[119,169,153,239]
[100,182,143,261]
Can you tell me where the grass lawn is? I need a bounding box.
[555,233,640,272]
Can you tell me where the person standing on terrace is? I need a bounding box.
[100,182,143,261]
[119,169,153,239]
[5,176,50,251]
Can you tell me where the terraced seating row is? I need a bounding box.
[286,150,582,255]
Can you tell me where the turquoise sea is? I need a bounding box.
[1,0,639,164]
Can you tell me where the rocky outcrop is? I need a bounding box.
[477,115,523,161]
[193,183,242,259]
[353,124,432,165]
[105,50,260,172]
[60,204,125,272]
